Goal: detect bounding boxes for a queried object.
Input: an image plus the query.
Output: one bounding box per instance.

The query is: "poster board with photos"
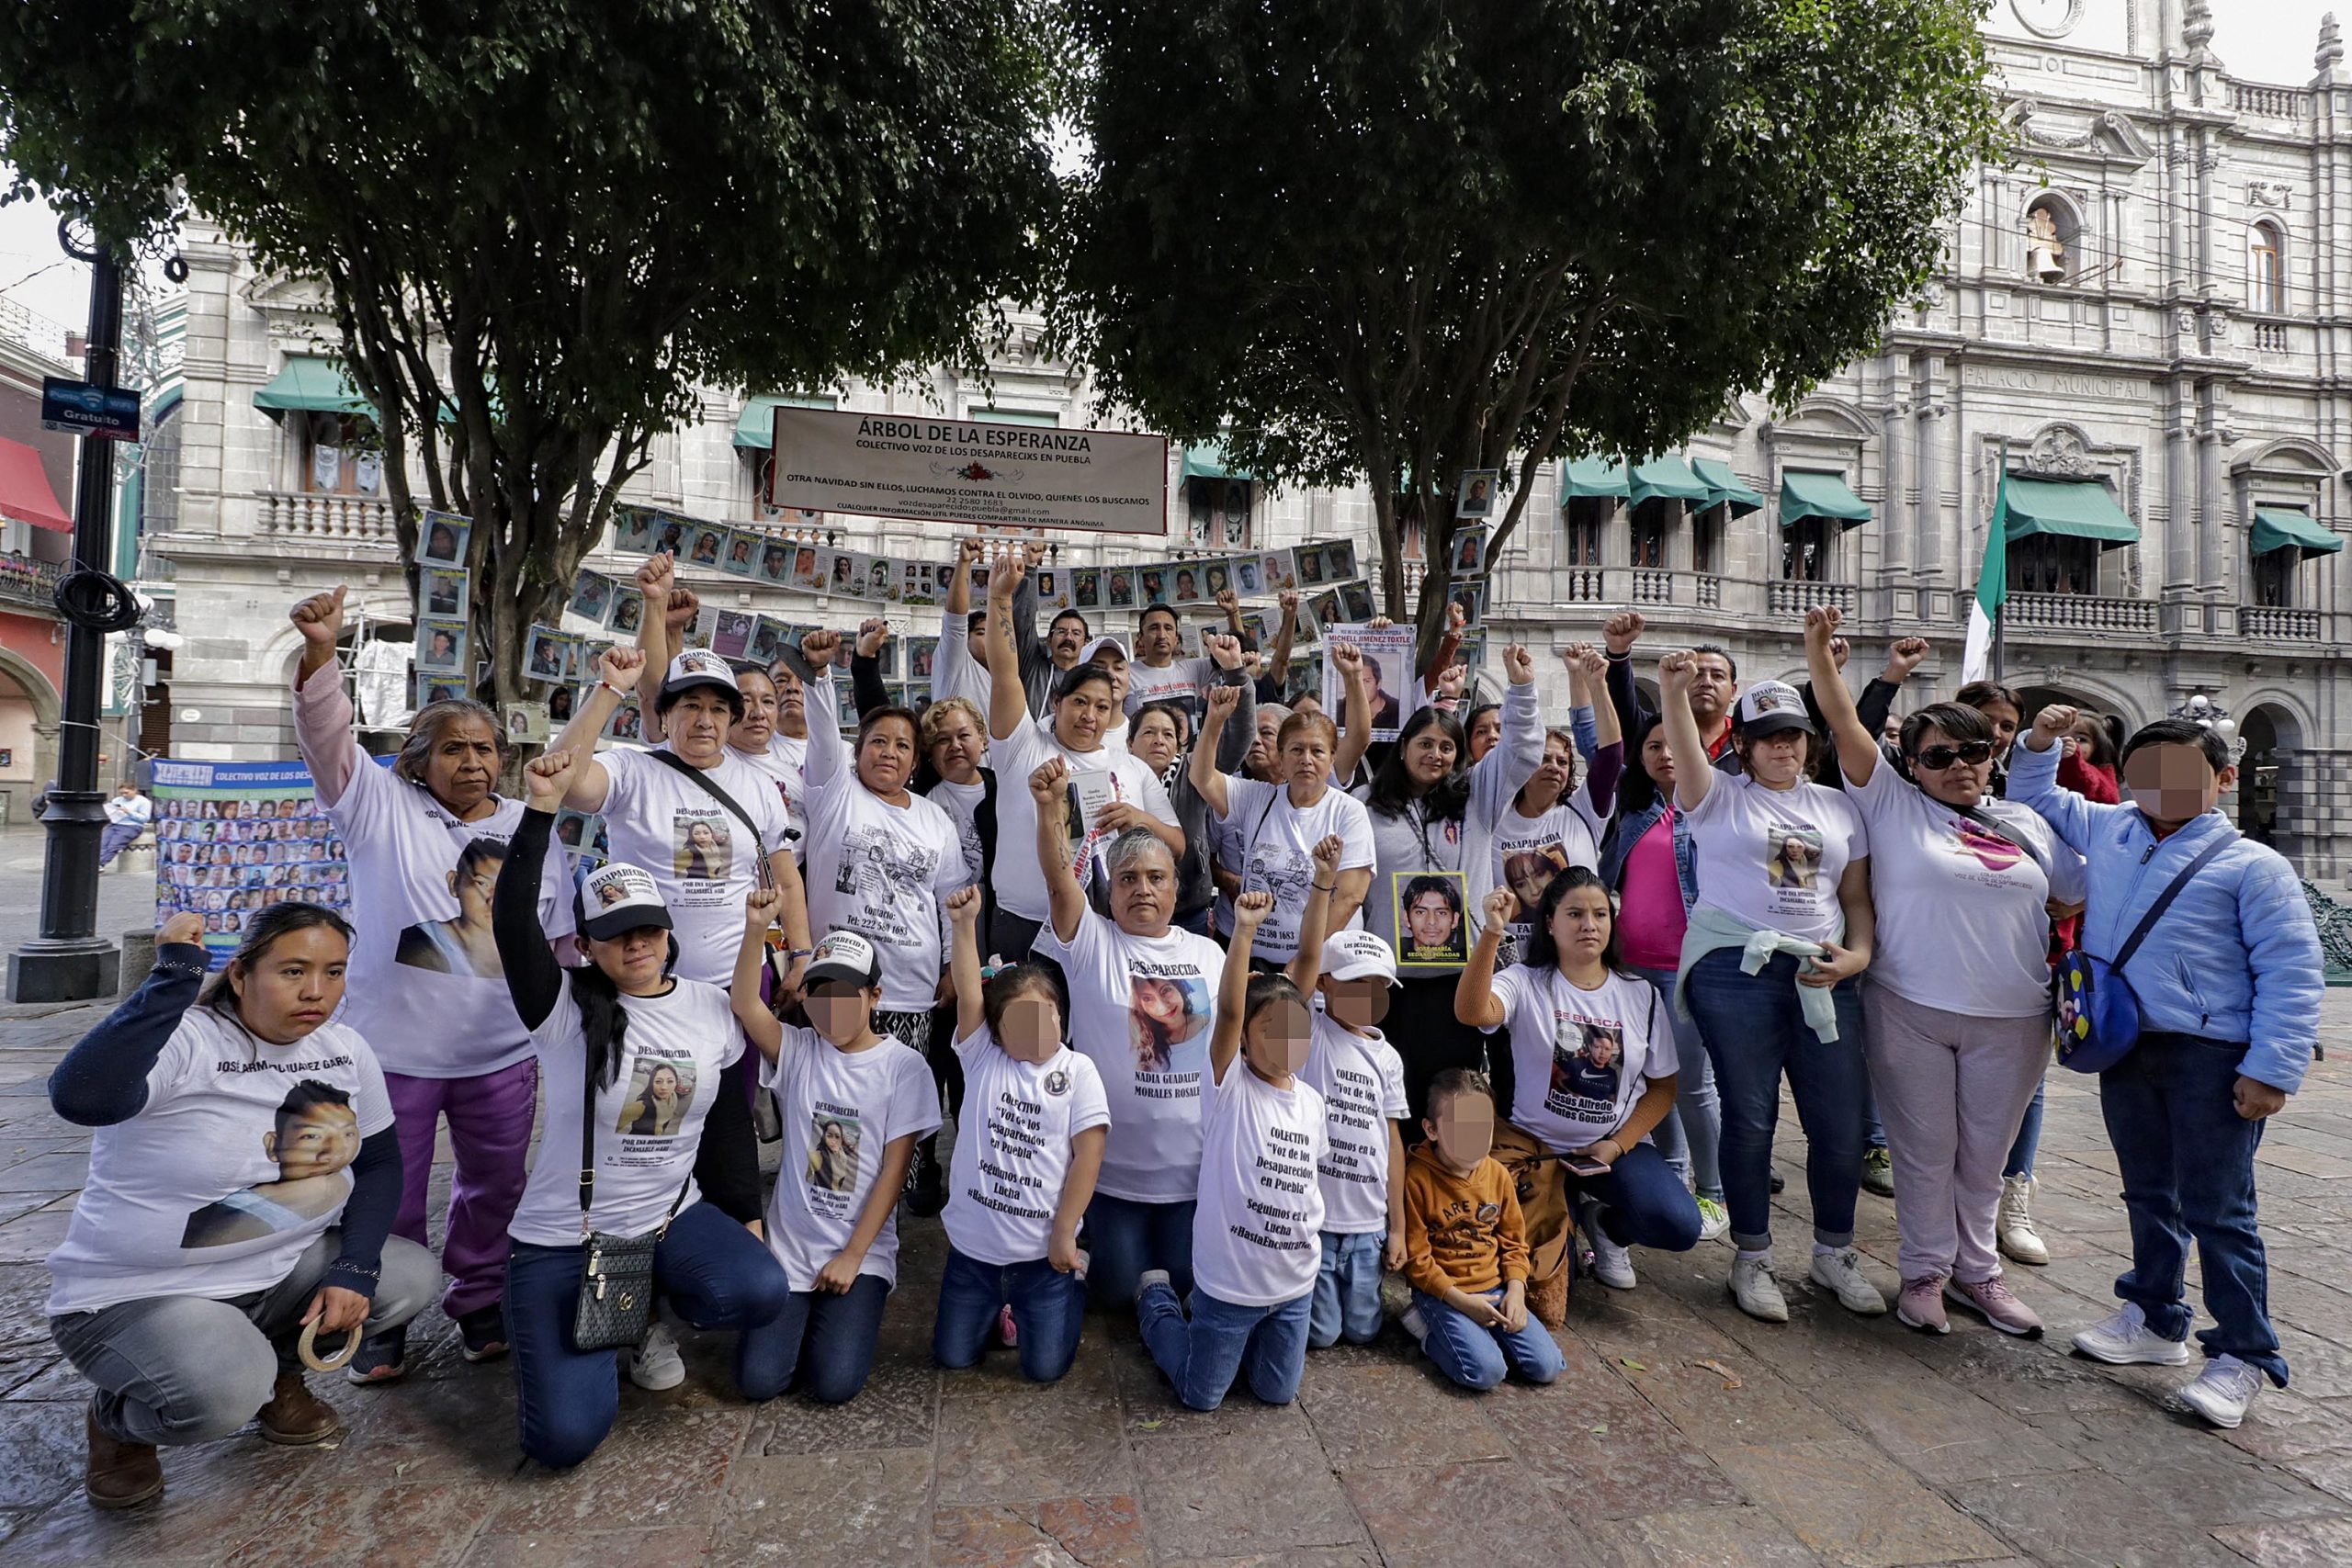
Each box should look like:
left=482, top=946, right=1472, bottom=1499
left=151, top=758, right=352, bottom=968
left=1322, top=623, right=1419, bottom=743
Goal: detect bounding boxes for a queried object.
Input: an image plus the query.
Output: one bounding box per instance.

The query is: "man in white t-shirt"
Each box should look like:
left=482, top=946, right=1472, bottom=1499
left=1125, top=604, right=1214, bottom=720
left=100, top=783, right=153, bottom=867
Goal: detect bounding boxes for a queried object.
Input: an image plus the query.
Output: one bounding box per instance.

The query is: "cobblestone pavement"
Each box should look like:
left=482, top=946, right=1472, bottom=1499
left=0, top=849, right=2346, bottom=1564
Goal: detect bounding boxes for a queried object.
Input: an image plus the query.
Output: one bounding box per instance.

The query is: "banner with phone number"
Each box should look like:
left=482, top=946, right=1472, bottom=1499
left=149, top=758, right=352, bottom=969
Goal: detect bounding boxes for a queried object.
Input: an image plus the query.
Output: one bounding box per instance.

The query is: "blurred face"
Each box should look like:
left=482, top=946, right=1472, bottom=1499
left=1741, top=728, right=1809, bottom=787
left=590, top=924, right=671, bottom=995
left=928, top=707, right=986, bottom=784
left=1907, top=724, right=1995, bottom=809
left=1548, top=885, right=1611, bottom=972
left=1467, top=708, right=1502, bottom=762
left=1318, top=974, right=1391, bottom=1031
left=1280, top=723, right=1333, bottom=795
left=232, top=926, right=350, bottom=1043
left=667, top=688, right=734, bottom=765
left=1131, top=711, right=1182, bottom=772
left=1048, top=615, right=1088, bottom=667
left=1109, top=841, right=1177, bottom=934
left=1053, top=680, right=1117, bottom=750
left=1687, top=654, right=1737, bottom=723
left=856, top=715, right=919, bottom=797
left=2122, top=744, right=2229, bottom=830
left=1424, top=1089, right=1496, bottom=1173
left=1244, top=995, right=1312, bottom=1080
left=1137, top=611, right=1180, bottom=661
left=1973, top=698, right=2021, bottom=760
left=268, top=1102, right=359, bottom=1181
left=1403, top=727, right=1456, bottom=788
left=420, top=714, right=501, bottom=816
left=1407, top=892, right=1456, bottom=948
left=806, top=979, right=879, bottom=1046
left=730, top=671, right=778, bottom=751
left=995, top=993, right=1063, bottom=1066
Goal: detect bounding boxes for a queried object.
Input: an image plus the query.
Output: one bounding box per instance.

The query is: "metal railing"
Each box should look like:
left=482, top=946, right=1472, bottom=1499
left=0, top=555, right=65, bottom=611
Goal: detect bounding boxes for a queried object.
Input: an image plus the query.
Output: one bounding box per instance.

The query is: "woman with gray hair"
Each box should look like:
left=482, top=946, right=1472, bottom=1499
left=288, top=584, right=575, bottom=1382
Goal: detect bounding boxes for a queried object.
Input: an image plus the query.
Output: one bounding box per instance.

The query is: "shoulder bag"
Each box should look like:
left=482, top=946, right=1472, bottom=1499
left=2052, top=836, right=2231, bottom=1074
left=571, top=1058, right=692, bottom=1350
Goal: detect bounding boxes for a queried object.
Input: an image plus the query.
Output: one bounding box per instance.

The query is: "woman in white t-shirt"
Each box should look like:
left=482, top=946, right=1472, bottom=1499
left=48, top=906, right=438, bottom=1508
left=934, top=887, right=1109, bottom=1382
left=1026, top=757, right=1231, bottom=1307
left=1193, top=685, right=1375, bottom=962
left=1456, top=867, right=1702, bottom=1295
left=1803, top=608, right=2080, bottom=1339
left=1488, top=649, right=1623, bottom=950
left=984, top=556, right=1182, bottom=961
left=1659, top=651, right=1881, bottom=1325
left=493, top=750, right=790, bottom=1469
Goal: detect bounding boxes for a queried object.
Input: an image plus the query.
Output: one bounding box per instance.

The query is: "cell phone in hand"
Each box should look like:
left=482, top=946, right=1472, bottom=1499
left=1560, top=1153, right=1610, bottom=1179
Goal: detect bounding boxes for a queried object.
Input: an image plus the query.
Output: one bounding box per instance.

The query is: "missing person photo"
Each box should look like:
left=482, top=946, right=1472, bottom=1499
left=421, top=566, right=468, bottom=618
left=1392, top=871, right=1469, bottom=964
left=418, top=511, right=470, bottom=566
left=674, top=811, right=732, bottom=880
left=526, top=625, right=568, bottom=682
left=806, top=1113, right=863, bottom=1191
left=617, top=1056, right=699, bottom=1137
left=1766, top=822, right=1825, bottom=890
left=414, top=617, right=469, bottom=674
left=1128, top=973, right=1211, bottom=1075
left=567, top=572, right=615, bottom=626
left=611, top=505, right=659, bottom=555
left=608, top=587, right=645, bottom=637
left=1455, top=468, right=1498, bottom=519
left=720, top=530, right=758, bottom=577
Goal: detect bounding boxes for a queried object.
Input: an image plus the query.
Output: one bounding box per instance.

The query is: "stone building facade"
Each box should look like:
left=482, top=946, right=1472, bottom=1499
left=137, top=0, right=2352, bottom=875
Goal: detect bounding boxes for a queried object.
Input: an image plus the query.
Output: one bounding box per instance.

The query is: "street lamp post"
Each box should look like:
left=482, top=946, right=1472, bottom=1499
left=7, top=232, right=127, bottom=1002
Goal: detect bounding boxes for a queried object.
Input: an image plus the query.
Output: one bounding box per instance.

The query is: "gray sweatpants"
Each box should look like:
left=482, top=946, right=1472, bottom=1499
left=1861, top=985, right=2049, bottom=1286
left=51, top=1230, right=439, bottom=1447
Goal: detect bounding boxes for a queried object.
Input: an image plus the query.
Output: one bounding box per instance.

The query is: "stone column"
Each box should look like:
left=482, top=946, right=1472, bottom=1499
left=2162, top=378, right=2198, bottom=596
left=1878, top=355, right=1911, bottom=583
left=1913, top=355, right=1950, bottom=581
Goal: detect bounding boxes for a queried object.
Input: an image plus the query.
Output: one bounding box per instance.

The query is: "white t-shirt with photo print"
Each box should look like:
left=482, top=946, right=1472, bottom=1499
left=733, top=731, right=808, bottom=860
left=505, top=974, right=745, bottom=1247
left=803, top=674, right=971, bottom=1010
left=1190, top=1062, right=1329, bottom=1307
left=1125, top=655, right=1214, bottom=719
left=760, top=1026, right=942, bottom=1292
left=1488, top=792, right=1607, bottom=944
left=1033, top=907, right=1227, bottom=1203
left=1298, top=1012, right=1408, bottom=1235
left=1216, top=777, right=1375, bottom=962
left=943, top=1026, right=1111, bottom=1266
left=47, top=1012, right=396, bottom=1316
left=988, top=719, right=1177, bottom=924
left=1683, top=773, right=1867, bottom=946
left=596, top=743, right=793, bottom=984
left=1483, top=965, right=1676, bottom=1155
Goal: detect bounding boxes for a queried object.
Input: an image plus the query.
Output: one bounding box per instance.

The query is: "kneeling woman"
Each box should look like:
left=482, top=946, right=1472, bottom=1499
left=495, top=750, right=790, bottom=1470
left=1456, top=870, right=1702, bottom=1292
left=46, top=906, right=436, bottom=1509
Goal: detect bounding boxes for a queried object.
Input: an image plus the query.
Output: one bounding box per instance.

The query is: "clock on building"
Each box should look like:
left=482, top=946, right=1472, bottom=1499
left=2011, top=0, right=2083, bottom=39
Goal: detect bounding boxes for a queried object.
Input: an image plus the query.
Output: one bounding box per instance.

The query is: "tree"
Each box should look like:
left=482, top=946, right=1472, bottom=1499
left=1054, top=0, right=1999, bottom=657
left=0, top=0, right=1057, bottom=705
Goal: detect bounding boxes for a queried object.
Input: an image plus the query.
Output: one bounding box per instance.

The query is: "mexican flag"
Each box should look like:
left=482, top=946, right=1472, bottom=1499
left=1962, top=476, right=2009, bottom=682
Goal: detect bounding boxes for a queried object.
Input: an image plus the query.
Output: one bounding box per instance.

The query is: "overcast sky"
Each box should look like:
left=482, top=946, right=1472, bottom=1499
left=0, top=5, right=2340, bottom=333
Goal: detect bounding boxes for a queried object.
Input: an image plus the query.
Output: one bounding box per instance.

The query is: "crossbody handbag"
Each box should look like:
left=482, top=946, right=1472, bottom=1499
left=572, top=1063, right=692, bottom=1350
left=2052, top=836, right=2231, bottom=1074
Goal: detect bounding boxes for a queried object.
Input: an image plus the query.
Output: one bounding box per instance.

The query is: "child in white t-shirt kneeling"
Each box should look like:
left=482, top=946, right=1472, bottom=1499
left=1303, top=930, right=1409, bottom=1348
left=934, top=889, right=1109, bottom=1382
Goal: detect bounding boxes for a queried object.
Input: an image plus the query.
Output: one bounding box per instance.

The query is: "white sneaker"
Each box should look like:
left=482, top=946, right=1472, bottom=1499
left=1694, top=1197, right=1731, bottom=1244
left=1808, top=1247, right=1889, bottom=1315
left=1400, top=1304, right=1429, bottom=1344
left=2178, top=1354, right=2264, bottom=1429
left=1996, top=1175, right=2050, bottom=1266
left=1135, top=1268, right=1171, bottom=1305
left=1729, top=1254, right=1790, bottom=1323
left=2071, top=1302, right=2191, bottom=1366
left=622, top=1322, right=685, bottom=1392
left=1588, top=1230, right=1637, bottom=1291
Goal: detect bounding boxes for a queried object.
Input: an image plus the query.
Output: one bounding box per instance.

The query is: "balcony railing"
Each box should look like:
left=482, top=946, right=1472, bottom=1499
left=2240, top=605, right=2321, bottom=641
left=2001, top=592, right=2157, bottom=633
left=2234, top=85, right=2309, bottom=119
left=2254, top=321, right=2290, bottom=355
left=1632, top=569, right=1672, bottom=605
left=1561, top=567, right=1607, bottom=603
left=0, top=554, right=64, bottom=612
left=1694, top=573, right=1721, bottom=609
left=1767, top=580, right=1855, bottom=615
left=258, top=491, right=399, bottom=547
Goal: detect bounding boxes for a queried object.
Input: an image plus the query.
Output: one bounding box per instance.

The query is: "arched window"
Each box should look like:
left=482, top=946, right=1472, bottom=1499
left=2249, top=221, right=2285, bottom=313
left=2023, top=195, right=2080, bottom=285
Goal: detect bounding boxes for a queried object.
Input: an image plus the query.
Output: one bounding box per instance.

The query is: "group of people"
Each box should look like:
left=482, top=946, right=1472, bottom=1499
left=42, top=542, right=2324, bottom=1510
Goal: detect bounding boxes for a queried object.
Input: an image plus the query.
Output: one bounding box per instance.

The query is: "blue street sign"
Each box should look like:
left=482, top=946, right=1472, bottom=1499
left=40, top=377, right=141, bottom=441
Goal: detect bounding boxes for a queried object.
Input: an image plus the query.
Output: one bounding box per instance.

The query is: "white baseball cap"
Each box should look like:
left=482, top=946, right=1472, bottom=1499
left=1079, top=635, right=1130, bottom=666
left=1734, top=679, right=1815, bottom=739
left=1321, top=929, right=1399, bottom=986
left=804, top=931, right=880, bottom=990
left=579, top=862, right=673, bottom=941
left=660, top=649, right=741, bottom=704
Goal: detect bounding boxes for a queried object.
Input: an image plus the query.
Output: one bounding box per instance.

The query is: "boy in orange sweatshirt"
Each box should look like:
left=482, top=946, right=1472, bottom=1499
left=1401, top=1068, right=1565, bottom=1390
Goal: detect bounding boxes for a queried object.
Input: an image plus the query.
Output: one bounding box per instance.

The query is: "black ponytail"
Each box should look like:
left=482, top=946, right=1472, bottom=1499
left=571, top=959, right=631, bottom=1091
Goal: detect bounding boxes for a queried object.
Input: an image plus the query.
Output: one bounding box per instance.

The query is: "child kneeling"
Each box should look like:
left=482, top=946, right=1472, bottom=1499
left=1136, top=886, right=1333, bottom=1411
left=933, top=888, right=1108, bottom=1382
left=1401, top=1069, right=1564, bottom=1391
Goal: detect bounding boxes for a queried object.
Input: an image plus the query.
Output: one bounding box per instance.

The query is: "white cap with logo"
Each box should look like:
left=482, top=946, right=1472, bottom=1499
left=579, top=862, right=673, bottom=941
left=1733, top=680, right=1815, bottom=739
left=803, top=930, right=881, bottom=990
left=1320, top=929, right=1400, bottom=986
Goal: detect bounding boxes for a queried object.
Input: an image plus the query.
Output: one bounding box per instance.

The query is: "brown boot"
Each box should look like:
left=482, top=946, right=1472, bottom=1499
left=254, top=1371, right=340, bottom=1446
left=85, top=1404, right=164, bottom=1509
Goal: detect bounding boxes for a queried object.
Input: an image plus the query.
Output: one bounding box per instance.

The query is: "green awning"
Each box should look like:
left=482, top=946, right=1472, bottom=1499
left=1180, top=441, right=1254, bottom=484
left=1779, top=469, right=1872, bottom=531
left=1690, top=456, right=1765, bottom=516
left=1629, top=455, right=1712, bottom=507
left=253, top=358, right=375, bottom=421
left=1994, top=474, right=2136, bottom=548
left=2251, top=506, right=2343, bottom=558
left=733, top=392, right=838, bottom=449
left=1561, top=456, right=1629, bottom=499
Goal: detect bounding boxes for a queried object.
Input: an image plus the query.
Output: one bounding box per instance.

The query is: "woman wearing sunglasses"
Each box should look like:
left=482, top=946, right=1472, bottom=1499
left=1803, top=610, right=2084, bottom=1337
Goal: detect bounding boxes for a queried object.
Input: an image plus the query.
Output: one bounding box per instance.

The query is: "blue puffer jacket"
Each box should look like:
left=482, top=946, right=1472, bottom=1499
left=2009, top=739, right=2324, bottom=1093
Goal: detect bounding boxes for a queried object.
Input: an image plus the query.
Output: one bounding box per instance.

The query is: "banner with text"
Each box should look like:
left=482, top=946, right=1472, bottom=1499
left=766, top=408, right=1169, bottom=536
left=149, top=758, right=353, bottom=968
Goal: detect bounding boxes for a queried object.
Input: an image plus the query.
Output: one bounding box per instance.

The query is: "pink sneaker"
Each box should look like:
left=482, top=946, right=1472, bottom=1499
left=1895, top=1276, right=1949, bottom=1335
left=1946, top=1275, right=2043, bottom=1337
left=996, top=1304, right=1019, bottom=1348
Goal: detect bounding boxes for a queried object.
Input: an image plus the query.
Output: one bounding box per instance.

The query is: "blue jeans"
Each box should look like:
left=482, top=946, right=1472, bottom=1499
left=737, top=1275, right=892, bottom=1404
left=1683, top=948, right=1867, bottom=1251
left=2004, top=1077, right=2046, bottom=1179
left=1309, top=1230, right=1386, bottom=1348
left=1630, top=964, right=1723, bottom=1203
left=505, top=1201, right=790, bottom=1469
left=1083, top=1192, right=1195, bottom=1308
left=1861, top=1075, right=1887, bottom=1152
left=2100, top=1031, right=2287, bottom=1386
left=1410, top=1288, right=1565, bottom=1391
left=933, top=1247, right=1088, bottom=1382
left=1136, top=1280, right=1310, bottom=1411
left=1565, top=1141, right=1704, bottom=1254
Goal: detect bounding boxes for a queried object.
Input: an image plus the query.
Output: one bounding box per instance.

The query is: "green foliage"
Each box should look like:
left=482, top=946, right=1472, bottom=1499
left=0, top=0, right=1057, bottom=698
left=1055, top=0, right=1997, bottom=647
